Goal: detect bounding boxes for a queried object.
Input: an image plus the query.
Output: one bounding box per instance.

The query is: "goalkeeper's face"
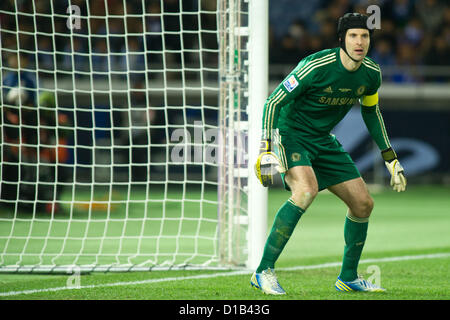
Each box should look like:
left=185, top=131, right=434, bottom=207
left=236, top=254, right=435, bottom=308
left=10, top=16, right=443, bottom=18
left=345, top=28, right=370, bottom=61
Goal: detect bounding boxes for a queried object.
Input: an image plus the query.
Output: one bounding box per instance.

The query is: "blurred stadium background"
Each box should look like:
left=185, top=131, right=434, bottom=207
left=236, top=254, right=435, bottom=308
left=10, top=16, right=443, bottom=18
left=2, top=0, right=448, bottom=193
left=268, top=0, right=450, bottom=188
left=0, top=0, right=449, bottom=272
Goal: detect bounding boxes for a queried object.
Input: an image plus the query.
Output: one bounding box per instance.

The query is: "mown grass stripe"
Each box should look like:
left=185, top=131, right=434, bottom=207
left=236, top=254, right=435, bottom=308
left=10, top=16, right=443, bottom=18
left=1, top=252, right=448, bottom=297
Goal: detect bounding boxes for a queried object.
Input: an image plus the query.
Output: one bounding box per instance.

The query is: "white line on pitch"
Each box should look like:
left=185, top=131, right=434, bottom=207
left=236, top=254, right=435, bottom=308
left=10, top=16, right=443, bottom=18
left=279, top=252, right=450, bottom=271
left=0, top=252, right=449, bottom=297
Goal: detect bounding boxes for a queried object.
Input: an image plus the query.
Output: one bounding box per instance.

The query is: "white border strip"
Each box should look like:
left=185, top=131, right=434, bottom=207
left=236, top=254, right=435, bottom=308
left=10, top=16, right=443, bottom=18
left=0, top=252, right=448, bottom=297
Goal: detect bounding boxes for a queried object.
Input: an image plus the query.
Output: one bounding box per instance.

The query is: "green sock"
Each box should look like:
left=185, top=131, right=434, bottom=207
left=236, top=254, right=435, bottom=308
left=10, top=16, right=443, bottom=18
left=339, top=213, right=369, bottom=281
left=256, top=199, right=305, bottom=273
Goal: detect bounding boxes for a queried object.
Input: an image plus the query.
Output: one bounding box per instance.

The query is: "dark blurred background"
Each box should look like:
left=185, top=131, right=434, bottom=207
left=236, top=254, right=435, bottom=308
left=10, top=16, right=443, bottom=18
left=270, top=0, right=450, bottom=79
left=2, top=0, right=449, bottom=81
left=0, top=0, right=449, bottom=212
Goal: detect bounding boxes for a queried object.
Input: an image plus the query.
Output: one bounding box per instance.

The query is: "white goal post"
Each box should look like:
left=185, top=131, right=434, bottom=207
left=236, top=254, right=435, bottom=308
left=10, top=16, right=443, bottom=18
left=0, top=0, right=268, bottom=272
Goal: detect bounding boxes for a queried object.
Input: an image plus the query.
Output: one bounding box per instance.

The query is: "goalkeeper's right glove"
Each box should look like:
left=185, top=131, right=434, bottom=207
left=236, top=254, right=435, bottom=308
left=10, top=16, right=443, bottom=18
left=382, top=147, right=407, bottom=192
left=254, top=139, right=285, bottom=187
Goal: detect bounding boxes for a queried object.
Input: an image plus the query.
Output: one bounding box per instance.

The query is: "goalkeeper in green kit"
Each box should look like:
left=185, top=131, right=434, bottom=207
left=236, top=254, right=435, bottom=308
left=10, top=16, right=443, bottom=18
left=251, top=13, right=406, bottom=294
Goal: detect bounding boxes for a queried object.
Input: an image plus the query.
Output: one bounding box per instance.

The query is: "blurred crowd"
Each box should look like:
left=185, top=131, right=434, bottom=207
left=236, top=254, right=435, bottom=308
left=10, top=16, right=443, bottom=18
left=0, top=0, right=448, bottom=85
left=270, top=0, right=450, bottom=82
left=0, top=0, right=217, bottom=85
left=1, top=0, right=449, bottom=212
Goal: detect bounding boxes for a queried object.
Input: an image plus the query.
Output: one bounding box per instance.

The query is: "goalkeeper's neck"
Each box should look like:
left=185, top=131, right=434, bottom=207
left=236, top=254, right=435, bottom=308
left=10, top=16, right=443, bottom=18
left=339, top=48, right=364, bottom=72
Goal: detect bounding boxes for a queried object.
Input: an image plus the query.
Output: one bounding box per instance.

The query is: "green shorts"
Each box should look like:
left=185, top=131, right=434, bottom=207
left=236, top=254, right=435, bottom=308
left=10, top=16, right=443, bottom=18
left=274, top=133, right=361, bottom=191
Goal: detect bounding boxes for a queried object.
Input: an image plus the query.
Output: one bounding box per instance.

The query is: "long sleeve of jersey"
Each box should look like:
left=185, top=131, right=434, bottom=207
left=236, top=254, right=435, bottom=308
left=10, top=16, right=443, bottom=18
left=360, top=92, right=392, bottom=151
left=261, top=67, right=311, bottom=140
left=261, top=86, right=288, bottom=140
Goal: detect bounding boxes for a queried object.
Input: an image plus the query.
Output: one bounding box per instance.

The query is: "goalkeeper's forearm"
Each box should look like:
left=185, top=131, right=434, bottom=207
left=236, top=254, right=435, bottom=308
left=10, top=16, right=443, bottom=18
left=261, top=88, right=288, bottom=140
left=361, top=101, right=406, bottom=191
left=361, top=104, right=392, bottom=151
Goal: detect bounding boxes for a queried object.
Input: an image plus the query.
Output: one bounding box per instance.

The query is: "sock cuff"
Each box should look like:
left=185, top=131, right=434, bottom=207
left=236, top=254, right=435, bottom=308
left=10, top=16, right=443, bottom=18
left=346, top=211, right=369, bottom=223
left=287, top=198, right=306, bottom=215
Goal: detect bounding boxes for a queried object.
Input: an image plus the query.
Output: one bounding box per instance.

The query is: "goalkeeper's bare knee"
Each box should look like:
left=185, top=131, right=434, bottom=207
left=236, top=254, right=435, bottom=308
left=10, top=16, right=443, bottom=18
left=290, top=187, right=317, bottom=210
left=348, top=196, right=374, bottom=219
left=285, top=167, right=318, bottom=210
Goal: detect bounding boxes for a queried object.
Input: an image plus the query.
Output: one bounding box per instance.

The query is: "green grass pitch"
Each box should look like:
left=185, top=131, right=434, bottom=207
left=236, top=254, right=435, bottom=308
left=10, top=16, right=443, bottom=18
left=0, top=184, right=449, bottom=300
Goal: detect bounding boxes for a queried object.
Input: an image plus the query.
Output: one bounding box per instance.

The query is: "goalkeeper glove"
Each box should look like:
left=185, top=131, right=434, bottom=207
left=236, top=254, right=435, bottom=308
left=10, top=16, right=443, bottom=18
left=382, top=147, right=407, bottom=192
left=254, top=139, right=285, bottom=187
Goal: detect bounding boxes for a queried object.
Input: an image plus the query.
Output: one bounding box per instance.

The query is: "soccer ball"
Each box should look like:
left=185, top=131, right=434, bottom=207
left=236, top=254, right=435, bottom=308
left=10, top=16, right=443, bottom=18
left=6, top=87, right=28, bottom=105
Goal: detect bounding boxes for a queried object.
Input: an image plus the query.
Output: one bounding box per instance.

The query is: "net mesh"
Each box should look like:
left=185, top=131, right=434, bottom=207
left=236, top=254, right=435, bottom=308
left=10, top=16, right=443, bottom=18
left=0, top=0, right=248, bottom=272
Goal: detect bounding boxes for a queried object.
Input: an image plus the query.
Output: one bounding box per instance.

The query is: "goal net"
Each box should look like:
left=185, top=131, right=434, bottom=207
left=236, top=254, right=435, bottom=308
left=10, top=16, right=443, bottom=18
left=0, top=0, right=254, bottom=272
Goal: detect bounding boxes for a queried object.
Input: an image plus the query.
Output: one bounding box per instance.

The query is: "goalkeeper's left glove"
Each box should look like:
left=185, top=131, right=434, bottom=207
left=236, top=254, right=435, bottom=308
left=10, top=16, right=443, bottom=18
left=254, top=139, right=285, bottom=187
left=382, top=147, right=407, bottom=192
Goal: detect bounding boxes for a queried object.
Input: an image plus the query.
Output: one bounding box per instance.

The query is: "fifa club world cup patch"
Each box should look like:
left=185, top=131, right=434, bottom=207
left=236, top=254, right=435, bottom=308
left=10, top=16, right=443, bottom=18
left=283, top=75, right=299, bottom=92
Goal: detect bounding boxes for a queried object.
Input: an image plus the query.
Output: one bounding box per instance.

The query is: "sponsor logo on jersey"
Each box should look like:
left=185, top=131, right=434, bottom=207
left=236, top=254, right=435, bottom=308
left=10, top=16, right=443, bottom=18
left=323, top=86, right=333, bottom=93
left=338, top=88, right=352, bottom=92
left=318, top=96, right=358, bottom=106
left=283, top=75, right=299, bottom=92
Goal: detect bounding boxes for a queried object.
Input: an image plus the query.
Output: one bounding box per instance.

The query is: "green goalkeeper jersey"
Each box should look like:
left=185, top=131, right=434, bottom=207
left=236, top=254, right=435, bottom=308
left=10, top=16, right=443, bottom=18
left=262, top=47, right=391, bottom=150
